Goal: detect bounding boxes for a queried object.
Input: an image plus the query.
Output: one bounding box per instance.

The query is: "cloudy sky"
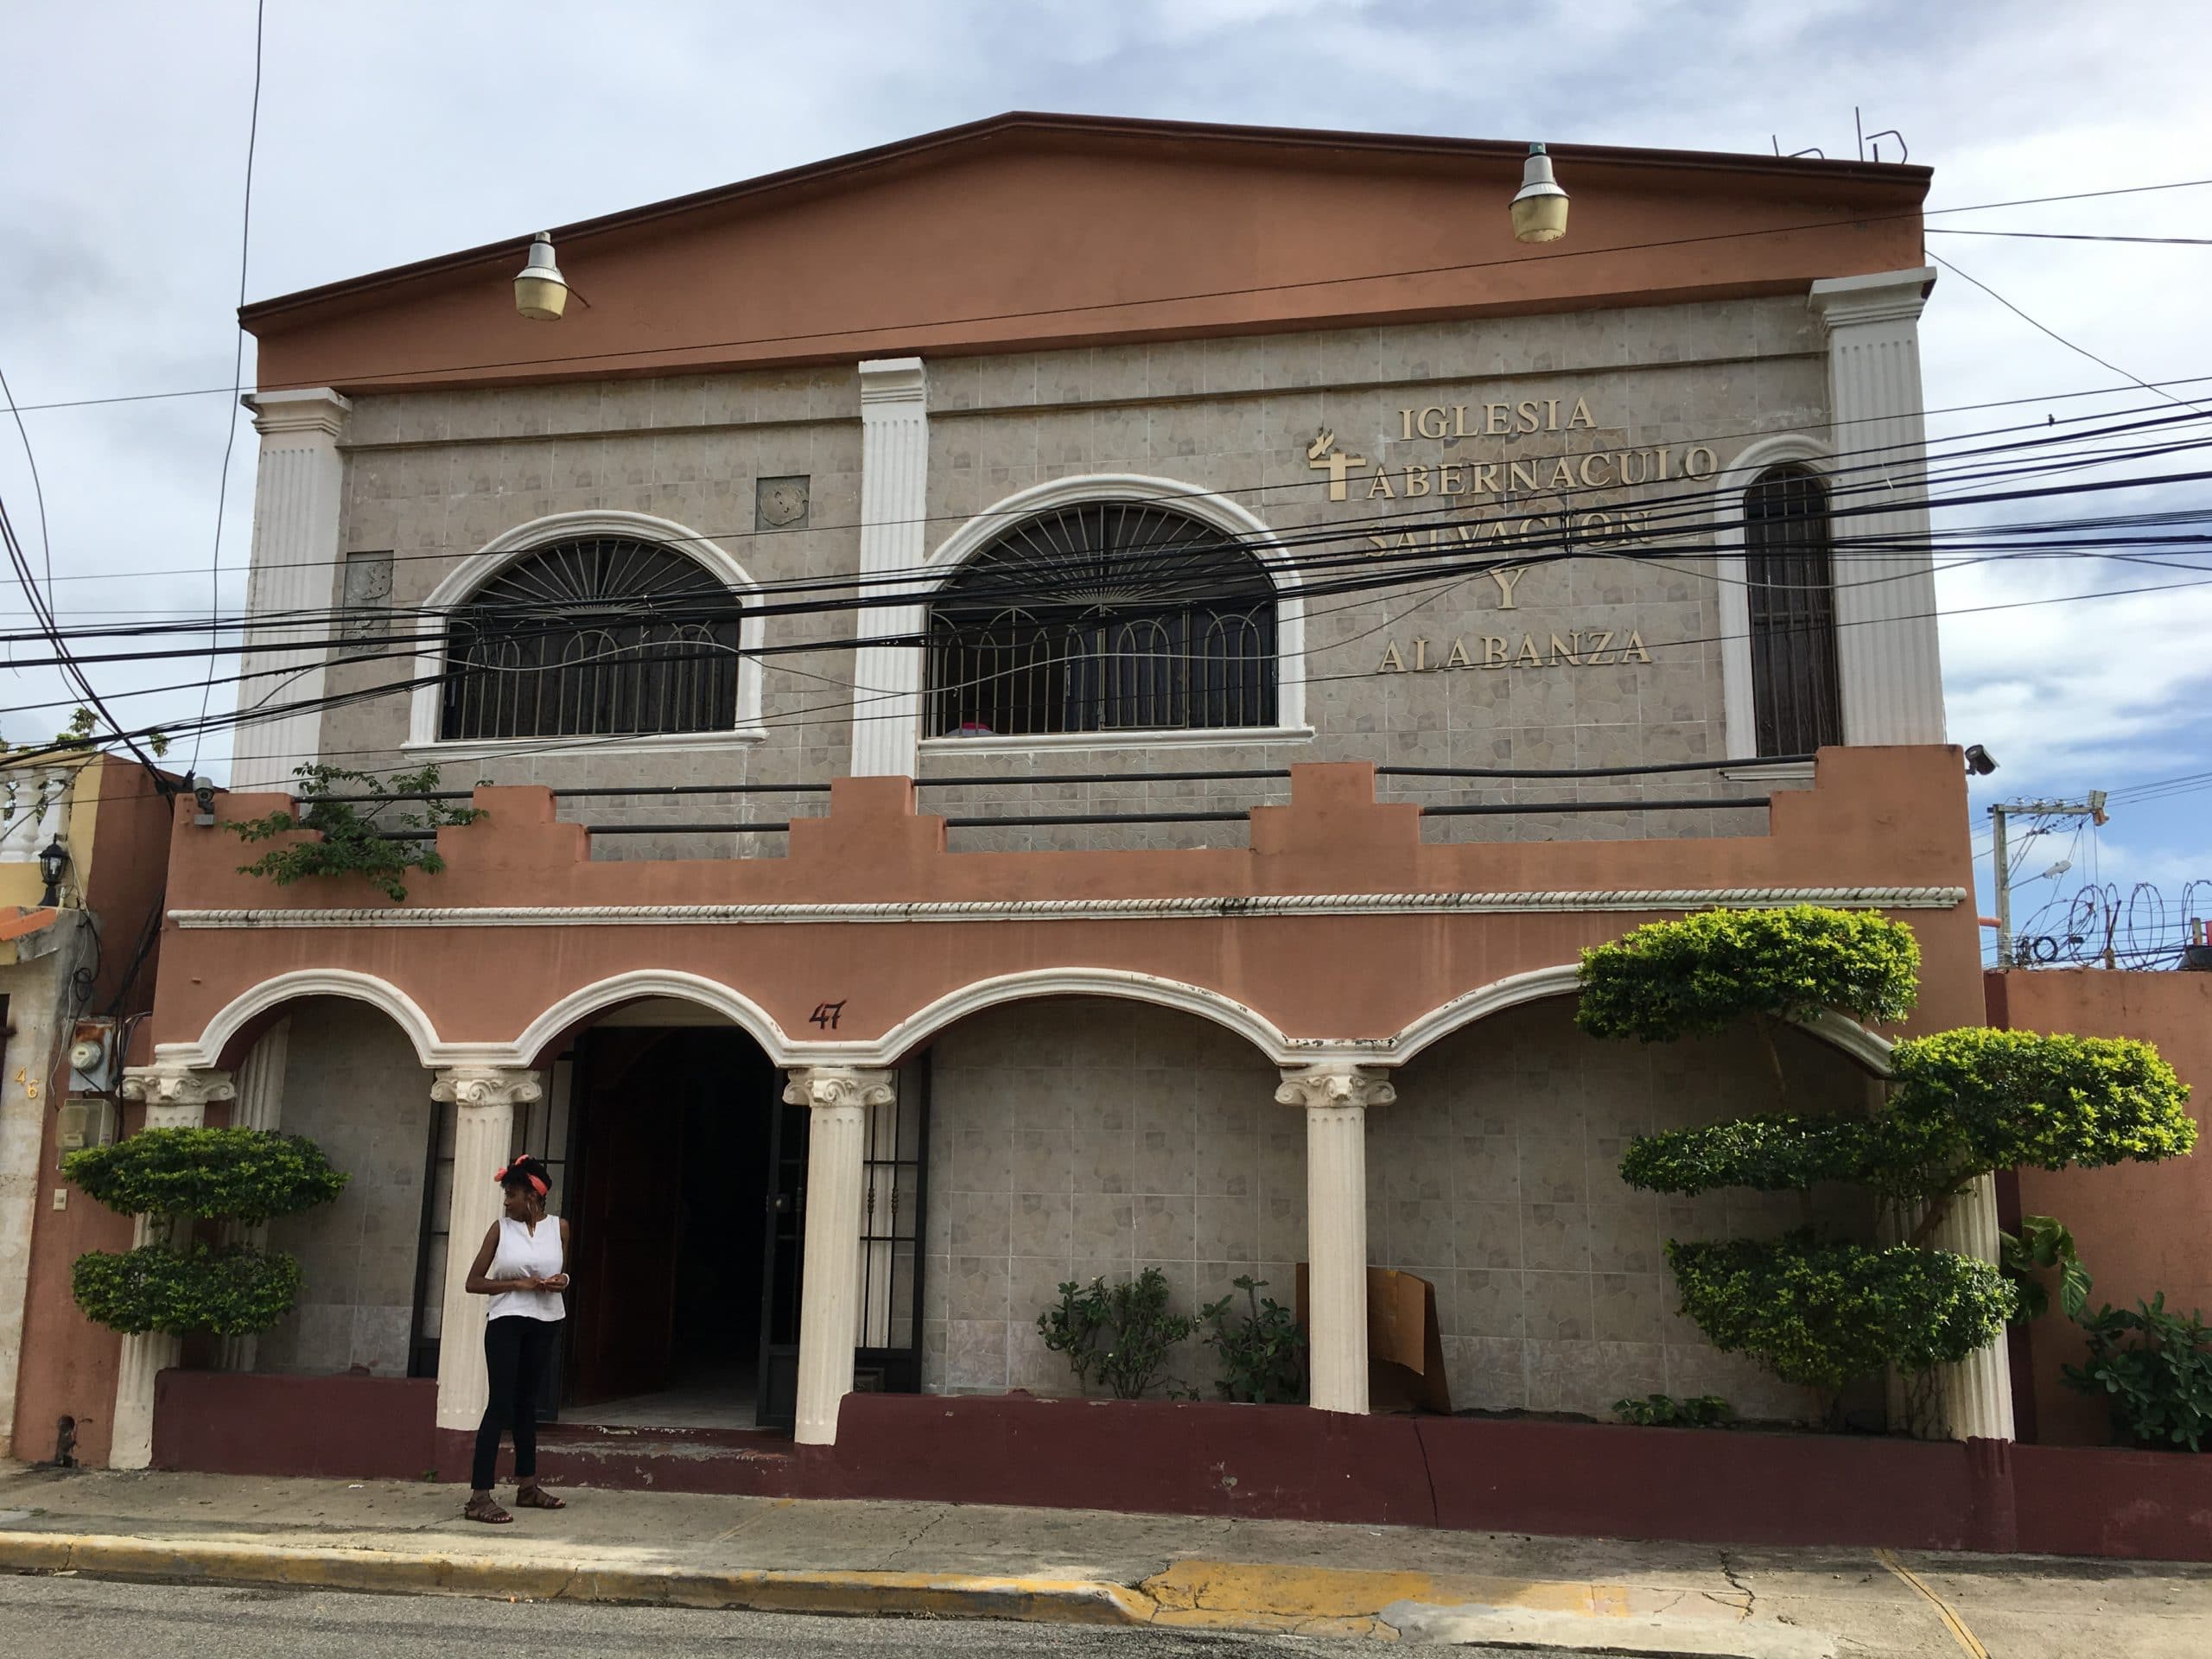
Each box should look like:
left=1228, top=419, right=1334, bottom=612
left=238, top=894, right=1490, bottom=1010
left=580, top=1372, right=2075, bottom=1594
left=3, top=0, right=2208, bottom=959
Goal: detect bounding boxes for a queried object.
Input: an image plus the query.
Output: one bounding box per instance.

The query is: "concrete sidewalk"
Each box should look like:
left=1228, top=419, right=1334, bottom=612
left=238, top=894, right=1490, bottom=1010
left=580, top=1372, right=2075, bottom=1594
left=2, top=1462, right=2208, bottom=1656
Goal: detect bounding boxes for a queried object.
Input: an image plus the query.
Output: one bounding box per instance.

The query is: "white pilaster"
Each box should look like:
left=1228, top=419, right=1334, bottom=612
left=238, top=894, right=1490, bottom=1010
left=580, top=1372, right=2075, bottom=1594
left=429, top=1066, right=541, bottom=1434
left=218, top=1018, right=290, bottom=1373
left=110, top=1065, right=236, bottom=1470
left=785, top=1065, right=893, bottom=1446
left=1808, top=269, right=1945, bottom=747
left=1927, top=1173, right=2016, bottom=1442
left=230, top=388, right=352, bottom=791
left=850, top=359, right=929, bottom=778
left=1275, top=1062, right=1395, bottom=1414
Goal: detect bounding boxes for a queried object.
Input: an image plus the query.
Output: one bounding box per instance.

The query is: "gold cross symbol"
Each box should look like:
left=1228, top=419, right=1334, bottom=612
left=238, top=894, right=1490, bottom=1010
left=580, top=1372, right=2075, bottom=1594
left=1306, top=429, right=1368, bottom=501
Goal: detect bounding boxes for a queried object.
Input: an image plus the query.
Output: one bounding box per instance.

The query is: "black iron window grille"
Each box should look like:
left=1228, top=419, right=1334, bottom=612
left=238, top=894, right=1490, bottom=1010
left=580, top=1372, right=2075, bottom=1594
left=1744, top=466, right=1844, bottom=756
left=439, top=537, right=743, bottom=741
left=925, top=501, right=1278, bottom=737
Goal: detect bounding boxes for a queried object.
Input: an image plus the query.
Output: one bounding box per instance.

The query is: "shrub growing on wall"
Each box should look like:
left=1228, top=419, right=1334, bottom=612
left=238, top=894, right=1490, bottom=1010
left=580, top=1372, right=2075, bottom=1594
left=67, top=1127, right=349, bottom=1340
left=1581, top=906, right=2194, bottom=1425
left=226, top=762, right=482, bottom=903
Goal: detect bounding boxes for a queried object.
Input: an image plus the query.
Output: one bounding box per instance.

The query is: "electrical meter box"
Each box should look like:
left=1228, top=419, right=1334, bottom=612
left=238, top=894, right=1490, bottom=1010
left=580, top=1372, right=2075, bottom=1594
left=56, top=1096, right=118, bottom=1163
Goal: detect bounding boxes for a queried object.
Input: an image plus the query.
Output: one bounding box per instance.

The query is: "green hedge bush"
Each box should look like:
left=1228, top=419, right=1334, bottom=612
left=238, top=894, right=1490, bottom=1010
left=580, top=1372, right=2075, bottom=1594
left=64, top=1128, right=348, bottom=1224
left=1669, top=1234, right=2015, bottom=1391
left=1576, top=906, right=1921, bottom=1042
left=71, top=1243, right=304, bottom=1338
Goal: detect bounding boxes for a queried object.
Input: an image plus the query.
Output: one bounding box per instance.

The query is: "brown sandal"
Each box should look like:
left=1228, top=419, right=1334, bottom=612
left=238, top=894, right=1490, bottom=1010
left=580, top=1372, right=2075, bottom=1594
left=465, top=1494, right=513, bottom=1524
left=514, top=1484, right=566, bottom=1510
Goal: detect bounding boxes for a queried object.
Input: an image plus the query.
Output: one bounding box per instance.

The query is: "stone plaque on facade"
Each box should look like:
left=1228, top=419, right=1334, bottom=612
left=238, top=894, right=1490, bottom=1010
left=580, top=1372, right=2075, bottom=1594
left=340, top=549, right=393, bottom=639
left=755, top=475, right=810, bottom=531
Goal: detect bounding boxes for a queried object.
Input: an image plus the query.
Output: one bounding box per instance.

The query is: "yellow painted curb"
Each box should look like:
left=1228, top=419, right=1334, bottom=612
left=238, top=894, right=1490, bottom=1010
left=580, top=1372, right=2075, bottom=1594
left=0, top=1531, right=1150, bottom=1626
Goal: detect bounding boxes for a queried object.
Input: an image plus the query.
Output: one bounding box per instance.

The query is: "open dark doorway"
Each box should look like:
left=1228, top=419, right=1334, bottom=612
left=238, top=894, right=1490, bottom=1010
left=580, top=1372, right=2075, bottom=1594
left=563, top=1027, right=786, bottom=1429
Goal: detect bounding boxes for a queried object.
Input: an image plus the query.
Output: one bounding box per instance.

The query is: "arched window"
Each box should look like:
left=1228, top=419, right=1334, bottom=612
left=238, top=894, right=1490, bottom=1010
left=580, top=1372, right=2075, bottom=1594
left=1743, top=465, right=1842, bottom=755
left=438, top=537, right=742, bottom=741
left=925, top=500, right=1277, bottom=737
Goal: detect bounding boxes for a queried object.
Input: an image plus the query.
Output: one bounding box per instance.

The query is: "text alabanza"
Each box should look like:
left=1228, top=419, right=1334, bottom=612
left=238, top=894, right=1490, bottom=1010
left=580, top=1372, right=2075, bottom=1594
left=1374, top=630, right=1655, bottom=675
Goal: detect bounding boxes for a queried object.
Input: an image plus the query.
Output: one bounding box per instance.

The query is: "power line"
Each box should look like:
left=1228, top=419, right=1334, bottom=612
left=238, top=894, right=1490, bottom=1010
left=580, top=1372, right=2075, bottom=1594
left=190, top=0, right=267, bottom=777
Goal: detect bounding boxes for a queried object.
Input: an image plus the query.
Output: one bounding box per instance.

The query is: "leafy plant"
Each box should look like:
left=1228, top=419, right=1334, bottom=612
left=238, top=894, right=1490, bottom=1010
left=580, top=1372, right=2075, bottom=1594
left=226, top=763, right=483, bottom=903
left=71, top=1243, right=304, bottom=1338
left=2063, top=1294, right=2212, bottom=1452
left=1669, top=1233, right=2016, bottom=1392
left=1200, top=1275, right=1306, bottom=1404
left=1037, top=1268, right=1198, bottom=1400
left=1999, top=1214, right=2093, bottom=1323
left=1613, top=1393, right=1733, bottom=1428
left=13, top=705, right=170, bottom=758
left=64, top=1128, right=347, bottom=1224
left=1583, top=905, right=2196, bottom=1421
left=1576, top=906, right=1921, bottom=1044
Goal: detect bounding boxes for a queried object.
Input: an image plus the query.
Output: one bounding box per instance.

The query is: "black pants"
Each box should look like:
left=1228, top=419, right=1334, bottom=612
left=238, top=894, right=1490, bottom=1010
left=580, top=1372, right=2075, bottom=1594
left=473, top=1315, right=558, bottom=1491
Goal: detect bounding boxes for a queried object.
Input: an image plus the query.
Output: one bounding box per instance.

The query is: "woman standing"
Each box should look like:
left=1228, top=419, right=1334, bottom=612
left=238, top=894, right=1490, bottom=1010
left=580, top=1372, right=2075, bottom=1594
left=462, top=1154, right=570, bottom=1523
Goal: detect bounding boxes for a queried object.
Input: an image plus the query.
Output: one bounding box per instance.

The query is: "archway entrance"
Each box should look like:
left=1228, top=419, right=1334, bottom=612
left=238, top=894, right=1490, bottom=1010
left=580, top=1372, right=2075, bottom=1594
left=561, top=1026, right=791, bottom=1428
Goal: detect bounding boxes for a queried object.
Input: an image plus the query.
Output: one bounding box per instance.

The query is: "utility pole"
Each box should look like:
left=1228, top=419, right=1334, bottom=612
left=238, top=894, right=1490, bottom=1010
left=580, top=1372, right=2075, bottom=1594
left=1990, top=792, right=2107, bottom=968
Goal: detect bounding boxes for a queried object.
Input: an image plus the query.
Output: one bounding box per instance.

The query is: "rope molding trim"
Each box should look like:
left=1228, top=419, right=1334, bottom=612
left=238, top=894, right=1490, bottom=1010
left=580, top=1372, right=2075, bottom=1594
left=170, top=887, right=1967, bottom=929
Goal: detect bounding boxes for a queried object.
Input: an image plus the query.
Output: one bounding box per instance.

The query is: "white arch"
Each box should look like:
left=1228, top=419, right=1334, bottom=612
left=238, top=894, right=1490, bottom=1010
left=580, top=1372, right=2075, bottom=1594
left=1707, top=434, right=1835, bottom=762
left=511, top=969, right=796, bottom=1067
left=404, top=509, right=767, bottom=753
left=158, top=968, right=445, bottom=1071
left=862, top=967, right=1296, bottom=1066
left=918, top=473, right=1310, bottom=741
left=1384, top=960, right=1896, bottom=1075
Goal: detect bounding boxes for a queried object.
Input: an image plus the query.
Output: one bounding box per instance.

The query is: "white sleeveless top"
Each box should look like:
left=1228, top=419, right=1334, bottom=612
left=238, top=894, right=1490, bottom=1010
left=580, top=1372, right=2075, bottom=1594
left=486, top=1215, right=566, bottom=1322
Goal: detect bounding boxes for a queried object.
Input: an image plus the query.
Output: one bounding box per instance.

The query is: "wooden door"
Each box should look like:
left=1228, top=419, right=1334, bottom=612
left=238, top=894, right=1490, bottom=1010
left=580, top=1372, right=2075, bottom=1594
left=566, top=1031, right=683, bottom=1404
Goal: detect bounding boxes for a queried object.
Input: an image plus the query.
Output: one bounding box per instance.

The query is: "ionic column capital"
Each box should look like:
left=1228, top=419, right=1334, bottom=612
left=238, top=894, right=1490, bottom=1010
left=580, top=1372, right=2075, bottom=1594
left=1274, top=1062, right=1395, bottom=1111
left=784, top=1065, right=896, bottom=1112
left=430, top=1066, right=543, bottom=1109
left=121, top=1065, right=237, bottom=1112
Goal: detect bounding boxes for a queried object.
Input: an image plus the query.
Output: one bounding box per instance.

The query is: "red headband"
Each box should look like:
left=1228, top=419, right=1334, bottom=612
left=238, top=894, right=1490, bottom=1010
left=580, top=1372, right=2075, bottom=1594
left=494, top=1160, right=548, bottom=1198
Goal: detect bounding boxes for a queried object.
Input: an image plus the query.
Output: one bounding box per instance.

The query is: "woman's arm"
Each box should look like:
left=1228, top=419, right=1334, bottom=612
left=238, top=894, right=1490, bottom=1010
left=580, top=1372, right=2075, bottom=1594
left=462, top=1222, right=510, bottom=1294
left=542, top=1218, right=572, bottom=1293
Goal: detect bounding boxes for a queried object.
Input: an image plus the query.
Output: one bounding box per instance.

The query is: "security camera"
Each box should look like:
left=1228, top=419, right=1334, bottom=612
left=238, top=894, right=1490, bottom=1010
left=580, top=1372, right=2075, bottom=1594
left=193, top=779, right=217, bottom=826
left=1963, top=744, right=1998, bottom=776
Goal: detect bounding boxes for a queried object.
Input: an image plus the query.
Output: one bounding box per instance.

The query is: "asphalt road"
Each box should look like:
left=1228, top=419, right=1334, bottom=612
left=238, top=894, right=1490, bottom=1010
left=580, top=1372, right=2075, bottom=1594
left=2, top=1573, right=1350, bottom=1658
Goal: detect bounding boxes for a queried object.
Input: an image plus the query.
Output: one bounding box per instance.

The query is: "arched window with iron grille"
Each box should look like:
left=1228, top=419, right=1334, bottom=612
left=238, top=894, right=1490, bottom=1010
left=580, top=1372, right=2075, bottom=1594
left=925, top=501, right=1278, bottom=737
left=1743, top=465, right=1843, bottom=755
left=438, top=537, right=743, bottom=741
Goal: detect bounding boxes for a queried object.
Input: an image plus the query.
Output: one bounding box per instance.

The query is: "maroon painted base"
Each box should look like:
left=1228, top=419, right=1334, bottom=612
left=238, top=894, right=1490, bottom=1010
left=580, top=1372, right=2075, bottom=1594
left=153, top=1377, right=2212, bottom=1562
left=153, top=1370, right=437, bottom=1481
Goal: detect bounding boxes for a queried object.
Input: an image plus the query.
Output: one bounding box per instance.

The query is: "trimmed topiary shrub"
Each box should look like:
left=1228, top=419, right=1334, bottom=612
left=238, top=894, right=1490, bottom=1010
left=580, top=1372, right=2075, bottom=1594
left=1669, top=1233, right=2015, bottom=1392
left=71, top=1243, right=304, bottom=1338
left=67, top=1126, right=347, bottom=1340
left=1580, top=904, right=2196, bottom=1424
left=64, top=1128, right=347, bottom=1225
left=1576, top=905, right=1921, bottom=1043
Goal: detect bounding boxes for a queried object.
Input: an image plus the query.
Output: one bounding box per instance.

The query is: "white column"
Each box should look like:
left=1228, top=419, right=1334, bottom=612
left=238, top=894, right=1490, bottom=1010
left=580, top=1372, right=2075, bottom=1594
left=217, top=1017, right=290, bottom=1373
left=429, top=1066, right=541, bottom=1435
left=110, top=1065, right=237, bottom=1470
left=1808, top=268, right=1945, bottom=747
left=785, top=1065, right=893, bottom=1446
left=850, top=358, right=930, bottom=778
left=1275, top=1062, right=1395, bottom=1415
left=229, top=387, right=352, bottom=791
left=1927, top=1173, right=2017, bottom=1442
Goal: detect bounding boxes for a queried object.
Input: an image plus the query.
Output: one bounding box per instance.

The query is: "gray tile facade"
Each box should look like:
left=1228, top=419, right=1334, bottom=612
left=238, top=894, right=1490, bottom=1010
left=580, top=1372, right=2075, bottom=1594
left=922, top=995, right=1870, bottom=1424
left=315, top=297, right=1822, bottom=855
left=256, top=997, right=433, bottom=1377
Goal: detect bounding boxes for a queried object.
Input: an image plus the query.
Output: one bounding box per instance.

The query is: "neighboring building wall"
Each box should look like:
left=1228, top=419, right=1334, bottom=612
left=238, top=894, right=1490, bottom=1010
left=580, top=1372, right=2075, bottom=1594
left=255, top=997, right=432, bottom=1376
left=0, top=918, right=99, bottom=1458
left=1997, top=969, right=2212, bottom=1447
left=923, top=994, right=1869, bottom=1421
